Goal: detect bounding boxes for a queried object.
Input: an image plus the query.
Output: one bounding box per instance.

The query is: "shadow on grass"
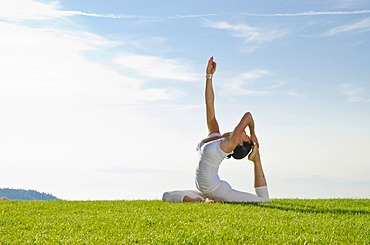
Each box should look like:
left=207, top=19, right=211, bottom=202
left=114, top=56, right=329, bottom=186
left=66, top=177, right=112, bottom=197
left=226, top=200, right=370, bottom=215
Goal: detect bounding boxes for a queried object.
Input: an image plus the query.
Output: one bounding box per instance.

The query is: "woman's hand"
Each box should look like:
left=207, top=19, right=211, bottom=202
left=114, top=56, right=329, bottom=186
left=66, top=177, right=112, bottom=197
left=206, top=56, right=217, bottom=74
left=251, top=133, right=259, bottom=148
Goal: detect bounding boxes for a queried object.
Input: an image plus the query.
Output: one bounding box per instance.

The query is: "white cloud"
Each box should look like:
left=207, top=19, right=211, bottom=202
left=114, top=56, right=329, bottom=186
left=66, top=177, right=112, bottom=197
left=242, top=10, right=370, bottom=17
left=287, top=90, right=301, bottom=97
left=339, top=83, right=369, bottom=102
left=114, top=55, right=198, bottom=81
left=0, top=1, right=190, bottom=178
left=264, top=80, right=286, bottom=90
left=64, top=11, right=154, bottom=20
left=169, top=13, right=220, bottom=19
left=0, top=0, right=155, bottom=22
left=203, top=20, right=285, bottom=52
left=224, top=69, right=281, bottom=96
left=0, top=21, right=172, bottom=104
left=325, top=17, right=370, bottom=36
left=0, top=0, right=69, bottom=20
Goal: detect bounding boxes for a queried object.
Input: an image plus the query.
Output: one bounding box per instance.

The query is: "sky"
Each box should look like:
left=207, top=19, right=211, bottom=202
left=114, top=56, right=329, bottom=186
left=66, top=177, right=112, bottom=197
left=1, top=0, right=369, bottom=200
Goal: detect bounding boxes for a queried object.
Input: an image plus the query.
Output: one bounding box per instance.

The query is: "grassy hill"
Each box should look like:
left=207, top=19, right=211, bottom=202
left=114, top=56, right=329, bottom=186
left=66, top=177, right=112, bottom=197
left=0, top=199, right=368, bottom=244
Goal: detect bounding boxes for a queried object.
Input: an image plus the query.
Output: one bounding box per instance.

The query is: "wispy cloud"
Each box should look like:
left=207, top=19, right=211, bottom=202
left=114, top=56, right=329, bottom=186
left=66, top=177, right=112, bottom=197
left=168, top=13, right=220, bottom=19
left=287, top=90, right=302, bottom=97
left=64, top=10, right=156, bottom=20
left=242, top=10, right=370, bottom=17
left=224, top=69, right=285, bottom=96
left=0, top=0, right=196, bottom=187
left=0, top=22, right=177, bottom=104
left=0, top=9, right=182, bottom=108
left=339, top=83, right=369, bottom=102
left=0, top=0, right=67, bottom=20
left=203, top=20, right=286, bottom=52
left=5, top=0, right=369, bottom=22
left=325, top=17, right=370, bottom=36
left=114, top=55, right=198, bottom=82
left=0, top=0, right=193, bottom=105
left=0, top=0, right=155, bottom=21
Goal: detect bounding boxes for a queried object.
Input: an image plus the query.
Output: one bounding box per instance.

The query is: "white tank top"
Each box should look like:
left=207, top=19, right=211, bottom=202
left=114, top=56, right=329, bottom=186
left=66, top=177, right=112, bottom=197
left=195, top=135, right=230, bottom=193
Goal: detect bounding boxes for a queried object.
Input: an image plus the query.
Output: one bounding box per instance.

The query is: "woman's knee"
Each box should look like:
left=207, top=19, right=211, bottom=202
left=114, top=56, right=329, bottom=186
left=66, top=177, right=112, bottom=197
left=162, top=192, right=171, bottom=202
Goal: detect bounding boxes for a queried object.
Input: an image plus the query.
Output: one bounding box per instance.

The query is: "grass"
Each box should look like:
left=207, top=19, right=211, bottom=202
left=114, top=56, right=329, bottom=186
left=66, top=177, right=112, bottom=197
left=0, top=199, right=369, bottom=244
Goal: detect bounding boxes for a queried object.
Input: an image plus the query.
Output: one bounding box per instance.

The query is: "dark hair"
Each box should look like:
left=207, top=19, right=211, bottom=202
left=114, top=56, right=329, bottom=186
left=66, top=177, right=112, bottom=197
left=227, top=142, right=253, bottom=160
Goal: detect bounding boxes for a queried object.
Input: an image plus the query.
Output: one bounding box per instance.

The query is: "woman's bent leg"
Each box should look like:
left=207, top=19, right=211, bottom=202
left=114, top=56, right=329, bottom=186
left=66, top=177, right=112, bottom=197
left=162, top=190, right=206, bottom=202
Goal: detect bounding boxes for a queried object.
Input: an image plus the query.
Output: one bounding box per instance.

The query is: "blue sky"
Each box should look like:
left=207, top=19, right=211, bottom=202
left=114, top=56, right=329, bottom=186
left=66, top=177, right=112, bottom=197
left=1, top=0, right=369, bottom=200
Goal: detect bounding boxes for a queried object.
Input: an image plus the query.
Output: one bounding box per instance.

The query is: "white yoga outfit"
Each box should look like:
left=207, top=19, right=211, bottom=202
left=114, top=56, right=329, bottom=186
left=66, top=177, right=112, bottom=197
left=162, top=190, right=205, bottom=202
left=195, top=133, right=269, bottom=203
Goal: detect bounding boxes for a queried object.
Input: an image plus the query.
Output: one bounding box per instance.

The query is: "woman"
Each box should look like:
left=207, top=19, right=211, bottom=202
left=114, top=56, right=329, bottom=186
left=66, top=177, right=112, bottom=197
left=162, top=57, right=269, bottom=203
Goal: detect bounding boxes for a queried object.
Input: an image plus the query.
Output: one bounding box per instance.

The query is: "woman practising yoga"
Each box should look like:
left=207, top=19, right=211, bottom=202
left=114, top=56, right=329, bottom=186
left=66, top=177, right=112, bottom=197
left=162, top=57, right=269, bottom=203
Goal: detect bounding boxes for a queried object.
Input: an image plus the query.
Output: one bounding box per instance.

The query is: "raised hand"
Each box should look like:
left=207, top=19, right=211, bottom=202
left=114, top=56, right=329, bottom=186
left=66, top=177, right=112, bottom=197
left=206, top=56, right=217, bottom=75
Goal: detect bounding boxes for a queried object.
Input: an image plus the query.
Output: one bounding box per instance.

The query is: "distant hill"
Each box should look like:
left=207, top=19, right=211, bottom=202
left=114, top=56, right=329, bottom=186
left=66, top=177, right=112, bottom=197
left=0, top=188, right=59, bottom=200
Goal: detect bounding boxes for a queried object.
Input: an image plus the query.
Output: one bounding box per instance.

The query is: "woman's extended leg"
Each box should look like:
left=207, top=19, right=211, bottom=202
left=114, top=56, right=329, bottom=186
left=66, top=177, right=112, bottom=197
left=248, top=145, right=267, bottom=188
left=249, top=145, right=269, bottom=201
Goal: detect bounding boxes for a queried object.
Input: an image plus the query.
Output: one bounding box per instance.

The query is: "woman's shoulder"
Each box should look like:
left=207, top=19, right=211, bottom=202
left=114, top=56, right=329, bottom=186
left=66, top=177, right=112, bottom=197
left=197, top=133, right=222, bottom=151
left=202, top=135, right=223, bottom=144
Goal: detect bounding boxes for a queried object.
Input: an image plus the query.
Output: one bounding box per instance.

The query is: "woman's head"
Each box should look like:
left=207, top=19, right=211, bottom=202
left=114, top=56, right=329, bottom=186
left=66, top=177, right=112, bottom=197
left=227, top=141, right=253, bottom=160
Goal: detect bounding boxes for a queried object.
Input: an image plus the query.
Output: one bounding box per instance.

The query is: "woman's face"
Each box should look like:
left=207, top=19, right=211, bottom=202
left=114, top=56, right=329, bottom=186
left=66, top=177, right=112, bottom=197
left=239, top=130, right=251, bottom=146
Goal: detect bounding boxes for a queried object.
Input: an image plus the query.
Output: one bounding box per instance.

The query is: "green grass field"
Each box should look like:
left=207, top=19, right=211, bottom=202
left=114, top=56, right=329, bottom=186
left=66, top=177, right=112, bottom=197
left=0, top=199, right=369, bottom=244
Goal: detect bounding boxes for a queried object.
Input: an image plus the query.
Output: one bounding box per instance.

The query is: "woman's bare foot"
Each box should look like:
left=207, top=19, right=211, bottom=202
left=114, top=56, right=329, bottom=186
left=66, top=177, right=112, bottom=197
left=248, top=145, right=260, bottom=162
left=205, top=198, right=224, bottom=203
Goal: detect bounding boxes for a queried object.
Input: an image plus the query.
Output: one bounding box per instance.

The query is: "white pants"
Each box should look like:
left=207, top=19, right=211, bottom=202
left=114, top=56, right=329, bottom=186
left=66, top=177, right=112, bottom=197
left=204, top=180, right=269, bottom=203
left=162, top=183, right=268, bottom=203
left=162, top=190, right=206, bottom=202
